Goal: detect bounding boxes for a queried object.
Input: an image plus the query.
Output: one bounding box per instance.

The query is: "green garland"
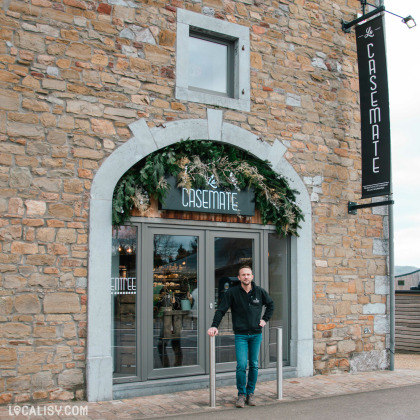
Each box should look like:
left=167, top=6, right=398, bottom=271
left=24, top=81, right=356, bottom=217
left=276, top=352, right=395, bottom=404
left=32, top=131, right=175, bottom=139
left=112, top=140, right=304, bottom=236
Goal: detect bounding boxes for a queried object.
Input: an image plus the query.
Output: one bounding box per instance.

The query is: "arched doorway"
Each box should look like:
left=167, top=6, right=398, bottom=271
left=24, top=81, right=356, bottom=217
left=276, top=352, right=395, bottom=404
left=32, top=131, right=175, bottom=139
left=87, top=109, right=313, bottom=401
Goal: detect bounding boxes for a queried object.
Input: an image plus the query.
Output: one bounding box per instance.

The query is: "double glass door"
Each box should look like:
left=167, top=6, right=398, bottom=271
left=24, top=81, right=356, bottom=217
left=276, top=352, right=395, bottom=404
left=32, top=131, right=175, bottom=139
left=111, top=223, right=289, bottom=383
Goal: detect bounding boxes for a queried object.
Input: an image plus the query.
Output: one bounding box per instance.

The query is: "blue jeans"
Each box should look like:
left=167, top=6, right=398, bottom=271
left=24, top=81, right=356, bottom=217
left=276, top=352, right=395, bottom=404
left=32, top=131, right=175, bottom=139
left=234, top=333, right=263, bottom=396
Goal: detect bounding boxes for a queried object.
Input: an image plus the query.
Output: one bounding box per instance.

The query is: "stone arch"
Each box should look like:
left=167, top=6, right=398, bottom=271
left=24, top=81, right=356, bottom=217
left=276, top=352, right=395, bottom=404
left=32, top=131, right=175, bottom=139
left=87, top=109, right=313, bottom=401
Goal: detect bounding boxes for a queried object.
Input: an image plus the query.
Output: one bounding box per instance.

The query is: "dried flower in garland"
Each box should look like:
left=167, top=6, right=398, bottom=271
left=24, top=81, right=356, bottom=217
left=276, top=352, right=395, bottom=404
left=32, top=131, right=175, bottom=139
left=112, top=140, right=304, bottom=236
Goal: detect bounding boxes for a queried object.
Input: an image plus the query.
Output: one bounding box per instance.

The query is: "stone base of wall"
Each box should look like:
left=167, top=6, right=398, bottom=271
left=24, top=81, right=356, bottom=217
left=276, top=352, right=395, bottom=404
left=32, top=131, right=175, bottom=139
left=350, top=350, right=389, bottom=373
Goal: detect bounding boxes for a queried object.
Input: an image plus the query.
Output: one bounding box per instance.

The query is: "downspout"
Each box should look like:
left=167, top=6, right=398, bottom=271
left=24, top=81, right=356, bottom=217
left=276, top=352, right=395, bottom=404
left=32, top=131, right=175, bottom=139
left=379, top=0, right=395, bottom=371
left=389, top=197, right=395, bottom=370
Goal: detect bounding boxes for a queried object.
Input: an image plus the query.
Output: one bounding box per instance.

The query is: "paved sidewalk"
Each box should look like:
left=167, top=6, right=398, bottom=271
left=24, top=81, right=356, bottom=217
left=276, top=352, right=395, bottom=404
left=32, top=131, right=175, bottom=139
left=2, top=369, right=420, bottom=419
left=167, top=384, right=420, bottom=420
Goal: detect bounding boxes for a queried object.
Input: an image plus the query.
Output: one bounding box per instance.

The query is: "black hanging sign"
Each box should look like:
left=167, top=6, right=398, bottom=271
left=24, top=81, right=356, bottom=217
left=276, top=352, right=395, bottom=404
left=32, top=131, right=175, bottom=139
left=356, top=15, right=391, bottom=198
left=161, top=176, right=255, bottom=216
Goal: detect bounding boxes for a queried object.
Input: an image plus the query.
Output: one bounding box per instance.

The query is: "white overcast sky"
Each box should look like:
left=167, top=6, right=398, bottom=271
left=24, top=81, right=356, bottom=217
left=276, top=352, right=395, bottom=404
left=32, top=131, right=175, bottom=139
left=383, top=0, right=420, bottom=267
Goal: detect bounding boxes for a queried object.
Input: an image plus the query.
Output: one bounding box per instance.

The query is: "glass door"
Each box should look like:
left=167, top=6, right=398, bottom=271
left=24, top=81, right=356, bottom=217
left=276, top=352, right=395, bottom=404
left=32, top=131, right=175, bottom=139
left=112, top=223, right=290, bottom=384
left=145, top=227, right=205, bottom=379
left=207, top=231, right=261, bottom=372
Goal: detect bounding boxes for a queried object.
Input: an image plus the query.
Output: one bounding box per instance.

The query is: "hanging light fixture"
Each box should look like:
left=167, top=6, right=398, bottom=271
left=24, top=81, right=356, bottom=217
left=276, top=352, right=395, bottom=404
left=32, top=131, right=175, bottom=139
left=402, top=15, right=416, bottom=29
left=342, top=0, right=416, bottom=32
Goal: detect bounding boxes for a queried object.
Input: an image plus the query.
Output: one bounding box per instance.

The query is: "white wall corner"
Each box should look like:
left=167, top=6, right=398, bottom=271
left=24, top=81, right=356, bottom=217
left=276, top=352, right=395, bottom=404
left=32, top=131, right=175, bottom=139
left=266, top=139, right=287, bottom=168
left=296, top=338, right=314, bottom=377
left=87, top=198, right=113, bottom=401
left=222, top=123, right=262, bottom=155
left=207, top=108, right=224, bottom=141
left=87, top=356, right=113, bottom=401
left=128, top=119, right=159, bottom=156
left=151, top=119, right=209, bottom=148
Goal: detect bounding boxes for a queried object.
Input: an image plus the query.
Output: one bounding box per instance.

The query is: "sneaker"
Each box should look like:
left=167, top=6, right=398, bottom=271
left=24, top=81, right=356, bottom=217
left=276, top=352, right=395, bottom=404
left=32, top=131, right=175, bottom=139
left=236, top=394, right=246, bottom=408
left=246, top=394, right=256, bottom=406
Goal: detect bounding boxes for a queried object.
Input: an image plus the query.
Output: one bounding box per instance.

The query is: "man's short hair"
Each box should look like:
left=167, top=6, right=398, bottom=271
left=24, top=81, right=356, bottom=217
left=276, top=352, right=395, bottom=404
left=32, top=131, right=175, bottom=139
left=238, top=264, right=253, bottom=275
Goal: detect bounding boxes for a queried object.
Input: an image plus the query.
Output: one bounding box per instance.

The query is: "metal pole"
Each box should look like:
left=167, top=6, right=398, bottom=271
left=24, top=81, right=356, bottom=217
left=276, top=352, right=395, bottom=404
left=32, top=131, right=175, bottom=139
left=389, top=198, right=395, bottom=370
left=209, top=334, right=216, bottom=407
left=276, top=327, right=283, bottom=400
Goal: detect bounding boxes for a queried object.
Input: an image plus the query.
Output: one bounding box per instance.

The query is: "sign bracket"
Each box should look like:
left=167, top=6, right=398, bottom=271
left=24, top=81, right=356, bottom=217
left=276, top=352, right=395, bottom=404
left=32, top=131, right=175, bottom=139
left=342, top=5, right=385, bottom=32
left=348, top=200, right=394, bottom=215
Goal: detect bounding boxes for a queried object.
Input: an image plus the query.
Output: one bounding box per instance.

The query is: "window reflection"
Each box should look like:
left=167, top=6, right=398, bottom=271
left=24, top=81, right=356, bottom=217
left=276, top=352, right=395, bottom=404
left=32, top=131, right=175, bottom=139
left=268, top=233, right=290, bottom=364
left=112, top=226, right=137, bottom=377
left=153, top=235, right=199, bottom=369
left=189, top=36, right=229, bottom=95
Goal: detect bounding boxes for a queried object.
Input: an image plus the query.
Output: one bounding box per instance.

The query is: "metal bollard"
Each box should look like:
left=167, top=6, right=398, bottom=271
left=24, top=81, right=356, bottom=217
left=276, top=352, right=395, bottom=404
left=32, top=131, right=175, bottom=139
left=209, top=334, right=216, bottom=407
left=277, top=327, right=283, bottom=400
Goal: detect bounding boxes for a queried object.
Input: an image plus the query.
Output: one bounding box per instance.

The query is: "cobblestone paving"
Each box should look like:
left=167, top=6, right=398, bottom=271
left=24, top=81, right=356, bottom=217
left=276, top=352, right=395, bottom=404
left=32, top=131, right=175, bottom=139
left=2, top=369, right=420, bottom=420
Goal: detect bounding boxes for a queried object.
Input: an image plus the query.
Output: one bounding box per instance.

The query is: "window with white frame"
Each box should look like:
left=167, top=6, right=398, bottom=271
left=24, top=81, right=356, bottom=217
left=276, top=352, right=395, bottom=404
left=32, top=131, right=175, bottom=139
left=176, top=9, right=250, bottom=112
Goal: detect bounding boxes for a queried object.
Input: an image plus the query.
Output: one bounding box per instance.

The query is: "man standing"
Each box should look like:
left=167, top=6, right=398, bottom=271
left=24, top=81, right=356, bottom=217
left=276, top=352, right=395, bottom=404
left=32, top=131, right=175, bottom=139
left=207, top=265, right=274, bottom=408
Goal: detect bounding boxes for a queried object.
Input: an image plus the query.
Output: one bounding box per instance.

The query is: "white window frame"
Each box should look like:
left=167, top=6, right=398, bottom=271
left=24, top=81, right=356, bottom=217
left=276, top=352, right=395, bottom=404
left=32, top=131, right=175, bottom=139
left=176, top=9, right=250, bottom=112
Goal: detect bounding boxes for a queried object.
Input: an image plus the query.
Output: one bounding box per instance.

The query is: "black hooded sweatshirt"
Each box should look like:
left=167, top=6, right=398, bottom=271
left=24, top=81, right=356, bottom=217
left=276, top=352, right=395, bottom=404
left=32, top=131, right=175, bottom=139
left=211, top=282, right=274, bottom=335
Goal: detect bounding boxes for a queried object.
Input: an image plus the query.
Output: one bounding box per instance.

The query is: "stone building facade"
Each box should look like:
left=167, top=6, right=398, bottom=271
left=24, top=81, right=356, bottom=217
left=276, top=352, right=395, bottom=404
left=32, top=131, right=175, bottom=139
left=0, top=0, right=390, bottom=404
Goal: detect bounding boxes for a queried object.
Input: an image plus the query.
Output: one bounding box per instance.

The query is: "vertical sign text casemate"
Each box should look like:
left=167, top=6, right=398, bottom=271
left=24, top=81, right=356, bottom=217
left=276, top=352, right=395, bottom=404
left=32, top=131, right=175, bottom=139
left=356, top=15, right=391, bottom=199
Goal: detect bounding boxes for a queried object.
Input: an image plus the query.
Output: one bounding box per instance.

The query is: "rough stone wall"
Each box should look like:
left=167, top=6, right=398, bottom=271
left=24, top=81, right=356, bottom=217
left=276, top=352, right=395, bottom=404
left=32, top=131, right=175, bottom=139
left=0, top=0, right=388, bottom=404
left=315, top=203, right=389, bottom=375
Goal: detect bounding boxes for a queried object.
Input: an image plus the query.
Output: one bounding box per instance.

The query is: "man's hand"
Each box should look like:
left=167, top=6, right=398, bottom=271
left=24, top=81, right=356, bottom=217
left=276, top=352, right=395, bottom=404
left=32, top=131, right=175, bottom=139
left=259, top=320, right=266, bottom=327
left=208, top=327, right=219, bottom=336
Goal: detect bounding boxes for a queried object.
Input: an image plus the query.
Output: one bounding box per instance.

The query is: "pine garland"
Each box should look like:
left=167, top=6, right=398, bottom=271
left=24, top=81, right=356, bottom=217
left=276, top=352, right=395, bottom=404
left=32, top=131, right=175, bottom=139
left=112, top=140, right=304, bottom=236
